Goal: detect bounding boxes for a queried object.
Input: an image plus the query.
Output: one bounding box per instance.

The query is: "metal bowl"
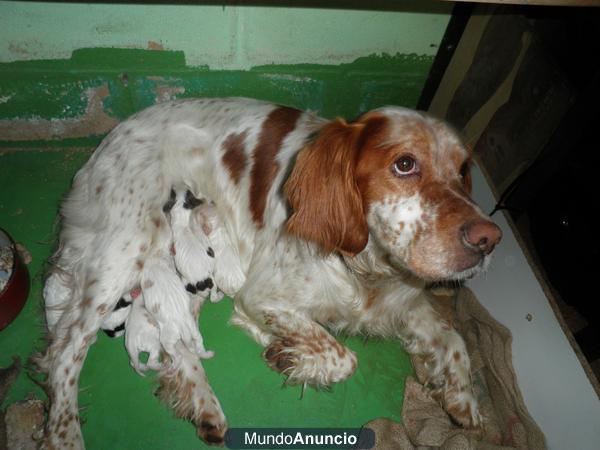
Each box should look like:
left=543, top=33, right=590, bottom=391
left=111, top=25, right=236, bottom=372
left=0, top=228, right=30, bottom=331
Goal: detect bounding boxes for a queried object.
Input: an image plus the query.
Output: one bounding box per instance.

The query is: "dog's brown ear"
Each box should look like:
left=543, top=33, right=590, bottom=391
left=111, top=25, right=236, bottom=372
left=284, top=119, right=369, bottom=255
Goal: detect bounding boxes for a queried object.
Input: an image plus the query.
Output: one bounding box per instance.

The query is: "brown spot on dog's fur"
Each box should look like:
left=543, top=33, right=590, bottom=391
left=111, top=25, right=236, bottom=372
left=189, top=147, right=204, bottom=158
left=365, top=288, right=379, bottom=309
left=335, top=344, right=346, bottom=359
left=136, top=259, right=144, bottom=270
left=222, top=129, right=248, bottom=185
left=263, top=313, right=275, bottom=327
left=250, top=106, right=302, bottom=228
left=83, top=333, right=95, bottom=346
left=81, top=297, right=92, bottom=309
left=143, top=279, right=154, bottom=289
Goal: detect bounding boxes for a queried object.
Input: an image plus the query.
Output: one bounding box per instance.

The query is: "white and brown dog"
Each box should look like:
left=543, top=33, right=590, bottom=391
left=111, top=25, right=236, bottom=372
left=38, top=97, right=501, bottom=449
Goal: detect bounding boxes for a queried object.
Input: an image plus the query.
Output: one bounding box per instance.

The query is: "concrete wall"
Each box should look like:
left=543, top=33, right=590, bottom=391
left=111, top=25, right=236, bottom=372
left=0, top=1, right=452, bottom=146
left=0, top=1, right=450, bottom=69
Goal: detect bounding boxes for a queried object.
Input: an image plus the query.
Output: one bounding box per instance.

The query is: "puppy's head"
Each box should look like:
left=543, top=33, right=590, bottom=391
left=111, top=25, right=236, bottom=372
left=284, top=107, right=501, bottom=282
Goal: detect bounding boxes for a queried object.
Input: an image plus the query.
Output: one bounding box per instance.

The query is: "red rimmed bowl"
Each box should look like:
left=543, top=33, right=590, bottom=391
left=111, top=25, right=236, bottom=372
left=0, top=228, right=30, bottom=331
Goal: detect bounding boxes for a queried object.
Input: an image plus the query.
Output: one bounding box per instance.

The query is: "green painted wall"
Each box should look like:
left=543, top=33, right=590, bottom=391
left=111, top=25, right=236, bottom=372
left=0, top=1, right=451, bottom=146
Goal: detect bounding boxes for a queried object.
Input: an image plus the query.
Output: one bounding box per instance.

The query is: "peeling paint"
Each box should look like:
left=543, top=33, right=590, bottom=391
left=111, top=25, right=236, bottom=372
left=260, top=74, right=315, bottom=83
left=7, top=40, right=44, bottom=58
left=0, top=85, right=118, bottom=141
left=155, top=85, right=185, bottom=104
left=147, top=41, right=165, bottom=51
left=0, top=48, right=433, bottom=144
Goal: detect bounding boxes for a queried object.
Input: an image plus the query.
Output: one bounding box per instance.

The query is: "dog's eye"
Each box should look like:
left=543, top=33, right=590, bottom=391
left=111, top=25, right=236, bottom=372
left=392, top=155, right=418, bottom=177
left=460, top=162, right=469, bottom=179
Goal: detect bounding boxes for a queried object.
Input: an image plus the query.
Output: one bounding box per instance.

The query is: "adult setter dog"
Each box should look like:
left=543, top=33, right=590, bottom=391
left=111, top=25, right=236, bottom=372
left=38, top=97, right=501, bottom=448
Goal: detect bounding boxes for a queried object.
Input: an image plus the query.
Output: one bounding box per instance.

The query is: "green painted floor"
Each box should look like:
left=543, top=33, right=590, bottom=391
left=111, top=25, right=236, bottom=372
left=0, top=149, right=413, bottom=449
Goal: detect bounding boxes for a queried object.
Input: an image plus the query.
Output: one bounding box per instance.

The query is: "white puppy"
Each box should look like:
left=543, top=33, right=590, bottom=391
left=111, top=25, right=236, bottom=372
left=141, top=246, right=214, bottom=366
left=191, top=200, right=245, bottom=298
left=124, top=288, right=163, bottom=375
left=167, top=189, right=222, bottom=302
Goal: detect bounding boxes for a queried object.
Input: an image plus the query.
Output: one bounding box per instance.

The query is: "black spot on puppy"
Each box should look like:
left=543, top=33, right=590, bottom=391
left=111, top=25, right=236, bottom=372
left=196, top=278, right=214, bottom=291
left=186, top=283, right=198, bottom=294
left=162, top=189, right=177, bottom=213
left=102, top=322, right=125, bottom=338
left=206, top=247, right=215, bottom=258
left=113, top=297, right=132, bottom=311
left=183, top=190, right=205, bottom=209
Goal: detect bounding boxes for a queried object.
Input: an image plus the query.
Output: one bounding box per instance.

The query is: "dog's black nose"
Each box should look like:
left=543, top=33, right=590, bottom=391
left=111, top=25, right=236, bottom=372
left=462, top=220, right=502, bottom=255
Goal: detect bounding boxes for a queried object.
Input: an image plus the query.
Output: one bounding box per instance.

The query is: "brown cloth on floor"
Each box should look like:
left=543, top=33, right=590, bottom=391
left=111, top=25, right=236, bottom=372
left=366, top=287, right=546, bottom=450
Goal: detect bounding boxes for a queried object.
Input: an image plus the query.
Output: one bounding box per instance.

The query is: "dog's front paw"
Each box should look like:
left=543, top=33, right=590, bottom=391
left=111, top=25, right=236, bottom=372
left=263, top=337, right=357, bottom=387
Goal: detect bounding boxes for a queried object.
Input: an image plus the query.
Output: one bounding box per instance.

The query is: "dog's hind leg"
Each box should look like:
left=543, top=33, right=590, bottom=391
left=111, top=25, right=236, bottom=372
left=156, top=293, right=227, bottom=445
left=43, top=269, right=73, bottom=334
left=41, top=257, right=137, bottom=450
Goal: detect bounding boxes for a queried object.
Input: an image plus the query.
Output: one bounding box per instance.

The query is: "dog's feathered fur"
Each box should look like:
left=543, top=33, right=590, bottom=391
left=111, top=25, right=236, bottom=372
left=38, top=97, right=501, bottom=448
